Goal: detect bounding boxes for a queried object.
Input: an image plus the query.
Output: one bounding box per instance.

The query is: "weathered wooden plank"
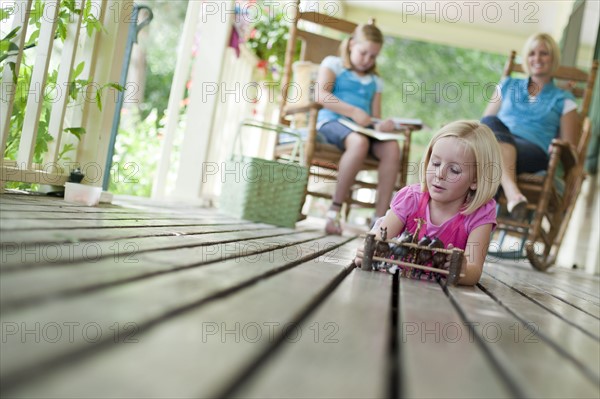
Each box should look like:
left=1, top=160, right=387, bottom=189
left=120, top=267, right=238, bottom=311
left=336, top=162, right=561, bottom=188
left=0, top=203, right=157, bottom=214
left=477, top=275, right=600, bottom=376
left=398, top=277, right=513, bottom=398
left=0, top=235, right=352, bottom=390
left=0, top=195, right=218, bottom=215
left=1, top=204, right=96, bottom=213
left=231, top=263, right=391, bottom=398
left=0, top=201, right=233, bottom=221
left=0, top=195, right=70, bottom=205
left=0, top=202, right=131, bottom=211
left=0, top=206, right=142, bottom=215
left=0, top=210, right=231, bottom=220
left=0, top=198, right=198, bottom=213
left=0, top=200, right=223, bottom=216
left=0, top=217, right=242, bottom=230
left=551, top=268, right=600, bottom=296
left=3, top=251, right=356, bottom=398
left=0, top=194, right=81, bottom=204
left=485, top=256, right=598, bottom=289
left=0, top=223, right=265, bottom=245
left=0, top=227, right=299, bottom=271
left=447, top=274, right=600, bottom=398
left=1, top=192, right=598, bottom=398
left=485, top=266, right=600, bottom=330
left=486, top=261, right=600, bottom=306
left=0, top=230, right=324, bottom=309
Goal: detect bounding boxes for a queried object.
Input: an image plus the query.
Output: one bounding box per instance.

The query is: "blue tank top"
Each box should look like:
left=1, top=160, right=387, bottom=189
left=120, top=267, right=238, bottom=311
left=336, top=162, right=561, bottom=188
left=317, top=69, right=377, bottom=125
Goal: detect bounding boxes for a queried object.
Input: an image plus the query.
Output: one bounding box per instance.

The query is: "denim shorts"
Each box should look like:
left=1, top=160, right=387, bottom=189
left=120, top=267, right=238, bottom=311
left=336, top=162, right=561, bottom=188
left=318, top=120, right=357, bottom=151
left=481, top=115, right=549, bottom=174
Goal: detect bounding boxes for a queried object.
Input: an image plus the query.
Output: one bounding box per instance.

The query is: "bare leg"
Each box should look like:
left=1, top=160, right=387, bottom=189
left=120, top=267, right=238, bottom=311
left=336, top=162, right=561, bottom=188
left=332, top=132, right=370, bottom=205
left=499, top=142, right=526, bottom=204
left=371, top=140, right=401, bottom=217
left=325, top=132, right=369, bottom=235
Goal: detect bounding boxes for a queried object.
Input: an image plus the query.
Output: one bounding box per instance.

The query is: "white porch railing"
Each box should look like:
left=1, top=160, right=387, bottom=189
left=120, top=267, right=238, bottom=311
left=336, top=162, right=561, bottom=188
left=152, top=1, right=279, bottom=201
left=200, top=46, right=280, bottom=203
left=1, top=0, right=132, bottom=189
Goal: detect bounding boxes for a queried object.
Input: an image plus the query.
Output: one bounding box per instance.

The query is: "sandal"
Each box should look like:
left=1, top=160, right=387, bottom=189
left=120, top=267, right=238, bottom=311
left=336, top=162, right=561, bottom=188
left=325, top=209, right=342, bottom=235
left=507, top=197, right=528, bottom=220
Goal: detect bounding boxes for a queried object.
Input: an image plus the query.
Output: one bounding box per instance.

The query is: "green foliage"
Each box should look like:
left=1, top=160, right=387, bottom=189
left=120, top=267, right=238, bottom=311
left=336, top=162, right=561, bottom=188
left=377, top=37, right=504, bottom=183
left=0, top=6, right=12, bottom=21
left=374, top=37, right=505, bottom=184
left=1, top=1, right=119, bottom=167
left=378, top=37, right=504, bottom=139
left=140, top=0, right=187, bottom=120
left=107, top=0, right=188, bottom=197
left=108, top=108, right=164, bottom=197
left=0, top=27, right=20, bottom=63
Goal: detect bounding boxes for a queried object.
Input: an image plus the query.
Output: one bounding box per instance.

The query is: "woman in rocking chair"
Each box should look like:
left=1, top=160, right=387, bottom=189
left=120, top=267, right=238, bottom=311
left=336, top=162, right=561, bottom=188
left=481, top=33, right=580, bottom=220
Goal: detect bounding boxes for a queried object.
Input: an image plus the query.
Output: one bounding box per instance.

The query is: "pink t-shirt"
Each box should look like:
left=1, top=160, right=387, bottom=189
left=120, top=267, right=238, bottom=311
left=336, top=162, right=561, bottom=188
left=390, top=184, right=497, bottom=247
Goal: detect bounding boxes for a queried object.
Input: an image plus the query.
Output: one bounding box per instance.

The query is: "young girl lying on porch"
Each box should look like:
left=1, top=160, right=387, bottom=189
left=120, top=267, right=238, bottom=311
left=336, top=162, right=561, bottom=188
left=355, top=120, right=503, bottom=286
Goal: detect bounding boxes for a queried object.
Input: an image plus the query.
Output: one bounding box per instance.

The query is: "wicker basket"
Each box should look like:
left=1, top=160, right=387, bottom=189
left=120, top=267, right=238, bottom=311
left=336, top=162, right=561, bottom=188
left=219, top=121, right=309, bottom=228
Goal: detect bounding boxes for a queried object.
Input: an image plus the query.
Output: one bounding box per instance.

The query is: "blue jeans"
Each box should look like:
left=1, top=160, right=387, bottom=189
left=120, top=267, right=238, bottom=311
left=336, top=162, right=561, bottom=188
left=481, top=115, right=549, bottom=174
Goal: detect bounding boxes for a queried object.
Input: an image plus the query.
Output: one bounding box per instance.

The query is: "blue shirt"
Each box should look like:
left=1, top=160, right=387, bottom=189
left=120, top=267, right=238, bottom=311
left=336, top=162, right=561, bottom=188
left=317, top=56, right=382, bottom=126
left=497, top=77, right=575, bottom=154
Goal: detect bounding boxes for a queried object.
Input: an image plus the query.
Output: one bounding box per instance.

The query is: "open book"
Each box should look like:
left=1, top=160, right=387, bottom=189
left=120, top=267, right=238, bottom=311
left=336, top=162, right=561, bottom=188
left=375, top=117, right=423, bottom=129
left=338, top=118, right=422, bottom=141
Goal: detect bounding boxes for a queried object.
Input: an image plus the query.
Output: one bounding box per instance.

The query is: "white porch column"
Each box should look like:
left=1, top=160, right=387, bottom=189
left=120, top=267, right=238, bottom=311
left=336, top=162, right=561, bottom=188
left=152, top=0, right=202, bottom=199
left=171, top=0, right=233, bottom=199
left=76, top=0, right=132, bottom=186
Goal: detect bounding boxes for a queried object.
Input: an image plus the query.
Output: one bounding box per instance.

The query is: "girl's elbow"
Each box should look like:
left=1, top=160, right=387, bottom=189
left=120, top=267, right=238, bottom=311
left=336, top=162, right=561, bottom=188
left=458, top=263, right=483, bottom=286
left=458, top=275, right=481, bottom=286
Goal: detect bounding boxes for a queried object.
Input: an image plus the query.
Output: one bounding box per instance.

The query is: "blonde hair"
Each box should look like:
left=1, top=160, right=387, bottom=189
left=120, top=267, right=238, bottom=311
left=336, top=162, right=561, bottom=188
left=420, top=120, right=502, bottom=215
left=340, top=20, right=383, bottom=75
left=522, top=33, right=561, bottom=75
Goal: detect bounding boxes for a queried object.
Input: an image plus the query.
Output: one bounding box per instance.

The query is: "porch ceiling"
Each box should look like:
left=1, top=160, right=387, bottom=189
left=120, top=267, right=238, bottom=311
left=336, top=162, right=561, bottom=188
left=334, top=0, right=598, bottom=65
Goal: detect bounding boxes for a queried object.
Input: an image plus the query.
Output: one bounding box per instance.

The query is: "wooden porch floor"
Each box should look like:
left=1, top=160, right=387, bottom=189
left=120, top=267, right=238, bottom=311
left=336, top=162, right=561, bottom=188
left=1, top=193, right=599, bottom=398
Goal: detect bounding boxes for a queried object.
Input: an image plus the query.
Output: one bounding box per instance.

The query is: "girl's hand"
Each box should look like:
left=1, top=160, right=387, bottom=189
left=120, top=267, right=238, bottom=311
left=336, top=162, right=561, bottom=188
left=354, top=252, right=363, bottom=267
left=353, top=216, right=385, bottom=268
left=351, top=107, right=372, bottom=127
left=375, top=118, right=395, bottom=132
left=443, top=244, right=467, bottom=274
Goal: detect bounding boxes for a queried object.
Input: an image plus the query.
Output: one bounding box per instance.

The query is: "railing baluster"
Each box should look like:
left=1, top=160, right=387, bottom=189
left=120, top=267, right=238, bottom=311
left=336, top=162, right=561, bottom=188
left=45, top=0, right=86, bottom=165
left=152, top=0, right=201, bottom=198
left=68, top=0, right=106, bottom=161
left=17, top=0, right=61, bottom=168
left=0, top=0, right=33, bottom=159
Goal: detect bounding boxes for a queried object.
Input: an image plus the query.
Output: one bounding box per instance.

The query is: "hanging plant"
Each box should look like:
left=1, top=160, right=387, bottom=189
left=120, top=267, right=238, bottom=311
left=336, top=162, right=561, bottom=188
left=245, top=2, right=300, bottom=84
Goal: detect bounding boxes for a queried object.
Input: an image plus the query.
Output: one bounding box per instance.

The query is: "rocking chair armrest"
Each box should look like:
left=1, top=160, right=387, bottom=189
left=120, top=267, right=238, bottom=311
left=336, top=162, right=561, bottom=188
left=399, top=125, right=422, bottom=135
left=399, top=122, right=424, bottom=132
left=283, top=102, right=323, bottom=115
left=550, top=138, right=578, bottom=172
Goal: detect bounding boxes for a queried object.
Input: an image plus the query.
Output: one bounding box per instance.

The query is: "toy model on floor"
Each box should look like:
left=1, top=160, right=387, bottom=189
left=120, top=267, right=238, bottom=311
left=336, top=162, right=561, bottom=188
left=355, top=219, right=465, bottom=286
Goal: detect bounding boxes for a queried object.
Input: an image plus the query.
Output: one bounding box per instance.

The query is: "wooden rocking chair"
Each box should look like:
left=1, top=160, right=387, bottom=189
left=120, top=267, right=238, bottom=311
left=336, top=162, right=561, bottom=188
left=241, top=0, right=420, bottom=223
left=492, top=51, right=598, bottom=271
